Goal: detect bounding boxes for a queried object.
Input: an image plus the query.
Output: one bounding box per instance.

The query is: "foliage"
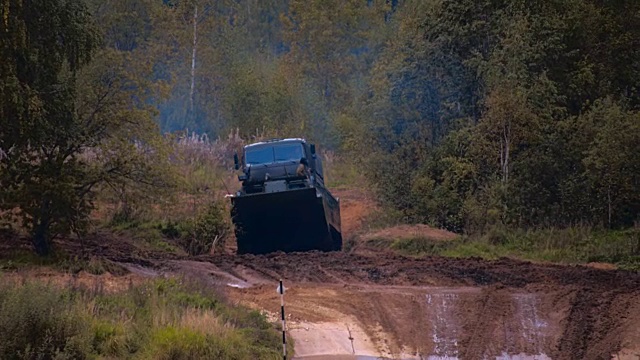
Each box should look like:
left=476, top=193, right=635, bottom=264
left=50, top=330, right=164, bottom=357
left=0, top=249, right=127, bottom=275
left=0, top=0, right=175, bottom=255
left=2, top=0, right=639, bottom=257
left=362, top=226, right=640, bottom=270
left=0, top=282, right=91, bottom=359
left=0, top=0, right=100, bottom=255
left=364, top=0, right=640, bottom=233
left=0, top=278, right=286, bottom=359
left=179, top=200, right=231, bottom=255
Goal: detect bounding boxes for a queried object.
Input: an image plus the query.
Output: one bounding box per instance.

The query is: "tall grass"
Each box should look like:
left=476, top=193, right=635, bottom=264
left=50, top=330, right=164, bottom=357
left=0, top=277, right=288, bottom=359
left=90, top=130, right=248, bottom=254
left=362, top=225, right=640, bottom=270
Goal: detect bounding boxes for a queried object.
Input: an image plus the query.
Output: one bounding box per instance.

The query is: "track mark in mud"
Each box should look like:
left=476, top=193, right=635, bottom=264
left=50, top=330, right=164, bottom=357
left=317, top=265, right=349, bottom=284
left=426, top=293, right=460, bottom=359
left=237, top=261, right=282, bottom=282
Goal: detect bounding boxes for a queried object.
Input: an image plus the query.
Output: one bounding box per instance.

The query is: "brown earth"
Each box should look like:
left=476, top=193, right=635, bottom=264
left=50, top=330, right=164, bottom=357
left=332, top=188, right=379, bottom=238
left=1, top=188, right=639, bottom=359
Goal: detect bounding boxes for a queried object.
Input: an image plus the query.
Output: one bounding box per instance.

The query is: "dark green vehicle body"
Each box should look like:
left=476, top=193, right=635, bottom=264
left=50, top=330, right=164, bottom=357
left=229, top=138, right=342, bottom=254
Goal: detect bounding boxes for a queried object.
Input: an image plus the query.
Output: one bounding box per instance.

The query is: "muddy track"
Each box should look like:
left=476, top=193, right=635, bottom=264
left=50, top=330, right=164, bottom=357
left=4, top=226, right=639, bottom=358
left=122, top=251, right=633, bottom=359
left=199, top=251, right=640, bottom=291
left=81, top=242, right=639, bottom=359
left=34, top=232, right=640, bottom=359
left=4, top=185, right=639, bottom=359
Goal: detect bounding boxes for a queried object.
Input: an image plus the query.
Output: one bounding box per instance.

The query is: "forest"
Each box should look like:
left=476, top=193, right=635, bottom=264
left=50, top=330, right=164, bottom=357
left=1, top=0, right=639, bottom=255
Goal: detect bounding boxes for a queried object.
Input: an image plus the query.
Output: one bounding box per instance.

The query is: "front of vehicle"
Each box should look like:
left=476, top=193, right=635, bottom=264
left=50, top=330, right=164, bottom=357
left=229, top=138, right=339, bottom=254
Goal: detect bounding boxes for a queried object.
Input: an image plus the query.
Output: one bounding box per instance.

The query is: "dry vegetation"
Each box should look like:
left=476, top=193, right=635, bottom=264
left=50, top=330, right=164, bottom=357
left=0, top=275, right=291, bottom=359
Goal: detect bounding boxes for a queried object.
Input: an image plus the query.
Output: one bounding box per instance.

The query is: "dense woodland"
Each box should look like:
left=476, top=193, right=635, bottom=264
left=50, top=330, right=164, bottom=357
left=1, top=0, right=639, bottom=254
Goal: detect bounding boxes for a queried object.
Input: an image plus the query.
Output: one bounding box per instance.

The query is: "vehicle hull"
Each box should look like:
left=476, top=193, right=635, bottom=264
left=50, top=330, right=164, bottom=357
left=230, top=187, right=341, bottom=254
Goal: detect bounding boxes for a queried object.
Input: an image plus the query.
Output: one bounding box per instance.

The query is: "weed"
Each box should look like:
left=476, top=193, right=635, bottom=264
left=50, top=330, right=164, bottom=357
left=0, top=277, right=286, bottom=359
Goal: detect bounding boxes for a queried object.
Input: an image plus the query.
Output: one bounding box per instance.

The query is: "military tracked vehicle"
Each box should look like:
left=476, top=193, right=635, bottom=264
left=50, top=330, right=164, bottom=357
left=228, top=138, right=342, bottom=255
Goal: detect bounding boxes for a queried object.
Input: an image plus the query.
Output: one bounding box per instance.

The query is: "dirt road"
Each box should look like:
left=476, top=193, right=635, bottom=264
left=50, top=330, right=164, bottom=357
left=3, top=189, right=639, bottom=359
left=165, top=251, right=639, bottom=360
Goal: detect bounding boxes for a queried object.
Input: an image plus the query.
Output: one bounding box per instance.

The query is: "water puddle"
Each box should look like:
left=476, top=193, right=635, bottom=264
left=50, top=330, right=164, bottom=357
left=225, top=282, right=249, bottom=288
left=495, top=353, right=551, bottom=360
left=293, top=356, right=415, bottom=360
left=296, top=356, right=549, bottom=360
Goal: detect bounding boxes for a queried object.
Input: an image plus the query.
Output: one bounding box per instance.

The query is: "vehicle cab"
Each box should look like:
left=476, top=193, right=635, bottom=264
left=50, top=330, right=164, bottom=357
left=233, top=138, right=325, bottom=194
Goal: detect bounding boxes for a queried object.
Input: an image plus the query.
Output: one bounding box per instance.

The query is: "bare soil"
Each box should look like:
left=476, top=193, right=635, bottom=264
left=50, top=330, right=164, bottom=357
left=1, top=188, right=639, bottom=359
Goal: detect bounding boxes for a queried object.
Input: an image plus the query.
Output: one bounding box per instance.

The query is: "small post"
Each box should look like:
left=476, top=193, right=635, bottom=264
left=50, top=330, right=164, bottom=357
left=278, top=279, right=286, bottom=359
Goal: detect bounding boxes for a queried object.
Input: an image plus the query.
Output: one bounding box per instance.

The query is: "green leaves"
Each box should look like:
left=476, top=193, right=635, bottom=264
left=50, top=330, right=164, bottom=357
left=366, top=0, right=640, bottom=232
left=582, top=99, right=640, bottom=227
left=0, top=0, right=176, bottom=255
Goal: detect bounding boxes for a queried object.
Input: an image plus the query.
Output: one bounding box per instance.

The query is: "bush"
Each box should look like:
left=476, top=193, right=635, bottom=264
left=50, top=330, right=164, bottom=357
left=181, top=201, right=230, bottom=255
left=0, top=283, right=92, bottom=359
left=0, top=278, right=285, bottom=359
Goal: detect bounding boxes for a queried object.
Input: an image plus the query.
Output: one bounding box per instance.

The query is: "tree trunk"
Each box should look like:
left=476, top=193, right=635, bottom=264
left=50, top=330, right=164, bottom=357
left=32, top=200, right=52, bottom=256
left=607, top=185, right=612, bottom=229
left=189, top=5, right=198, bottom=117
left=500, top=120, right=511, bottom=184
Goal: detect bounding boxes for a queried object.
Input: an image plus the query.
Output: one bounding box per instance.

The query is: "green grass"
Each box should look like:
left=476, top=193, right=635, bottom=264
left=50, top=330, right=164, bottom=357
left=0, top=249, right=128, bottom=275
left=363, top=226, right=640, bottom=271
left=106, top=197, right=230, bottom=256
left=108, top=217, right=182, bottom=254
left=0, top=277, right=291, bottom=359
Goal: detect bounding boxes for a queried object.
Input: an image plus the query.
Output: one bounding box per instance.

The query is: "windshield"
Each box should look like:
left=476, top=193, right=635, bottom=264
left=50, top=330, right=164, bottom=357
left=245, top=143, right=304, bottom=165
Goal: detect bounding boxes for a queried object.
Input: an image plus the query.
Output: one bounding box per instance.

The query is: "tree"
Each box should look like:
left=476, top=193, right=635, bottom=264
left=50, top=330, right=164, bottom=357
left=582, top=99, right=640, bottom=228
left=0, top=0, right=173, bottom=255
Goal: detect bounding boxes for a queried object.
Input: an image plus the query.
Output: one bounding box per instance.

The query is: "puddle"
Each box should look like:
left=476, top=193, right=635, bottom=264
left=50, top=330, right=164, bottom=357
left=513, top=294, right=547, bottom=352
left=295, top=354, right=551, bottom=359
left=495, top=353, right=551, bottom=360
left=118, top=263, right=159, bottom=277
left=226, top=282, right=248, bottom=288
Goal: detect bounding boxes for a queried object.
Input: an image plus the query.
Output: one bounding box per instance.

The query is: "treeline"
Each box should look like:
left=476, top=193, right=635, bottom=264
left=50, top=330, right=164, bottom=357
left=84, top=0, right=390, bottom=144
left=362, top=0, right=640, bottom=232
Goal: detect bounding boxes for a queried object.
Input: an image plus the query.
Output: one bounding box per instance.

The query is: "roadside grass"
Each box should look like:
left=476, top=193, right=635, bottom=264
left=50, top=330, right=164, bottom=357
left=88, top=131, right=240, bottom=257
left=0, top=248, right=128, bottom=275
left=108, top=217, right=183, bottom=255
left=0, top=277, right=291, bottom=359
left=361, top=226, right=640, bottom=271
left=106, top=198, right=231, bottom=256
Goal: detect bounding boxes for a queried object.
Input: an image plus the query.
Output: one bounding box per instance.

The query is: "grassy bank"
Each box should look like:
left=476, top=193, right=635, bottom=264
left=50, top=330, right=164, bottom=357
left=360, top=226, right=640, bottom=271
left=0, top=277, right=290, bottom=359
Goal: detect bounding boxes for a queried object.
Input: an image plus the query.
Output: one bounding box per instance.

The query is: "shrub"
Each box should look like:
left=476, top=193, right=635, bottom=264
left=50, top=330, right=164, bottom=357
left=0, top=283, right=92, bottom=359
left=181, top=201, right=230, bottom=255
left=0, top=277, right=286, bottom=359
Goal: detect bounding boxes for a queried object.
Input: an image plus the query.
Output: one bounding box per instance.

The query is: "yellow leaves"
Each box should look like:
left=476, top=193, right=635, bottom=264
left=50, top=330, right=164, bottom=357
left=2, top=1, right=8, bottom=30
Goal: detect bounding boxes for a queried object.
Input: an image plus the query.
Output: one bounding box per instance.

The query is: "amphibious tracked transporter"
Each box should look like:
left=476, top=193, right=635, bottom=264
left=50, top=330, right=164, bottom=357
left=229, top=138, right=342, bottom=254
